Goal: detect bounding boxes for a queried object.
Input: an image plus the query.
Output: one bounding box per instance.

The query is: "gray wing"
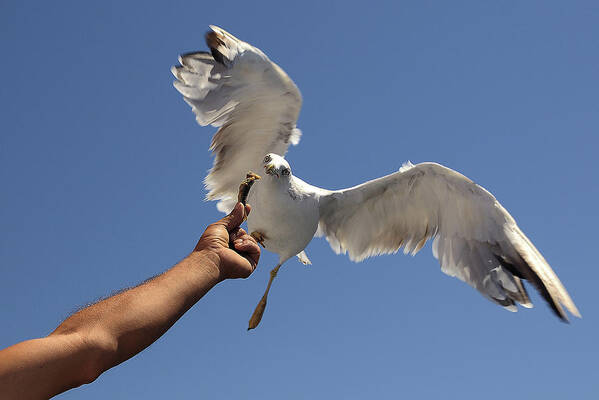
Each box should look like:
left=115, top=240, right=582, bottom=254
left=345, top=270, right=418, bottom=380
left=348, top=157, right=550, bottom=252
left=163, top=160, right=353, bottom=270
left=317, top=162, right=580, bottom=321
left=172, top=26, right=302, bottom=212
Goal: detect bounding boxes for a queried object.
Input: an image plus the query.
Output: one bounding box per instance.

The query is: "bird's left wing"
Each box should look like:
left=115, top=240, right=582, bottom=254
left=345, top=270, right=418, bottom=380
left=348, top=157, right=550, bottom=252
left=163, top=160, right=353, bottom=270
left=172, top=26, right=302, bottom=212
left=317, top=162, right=580, bottom=321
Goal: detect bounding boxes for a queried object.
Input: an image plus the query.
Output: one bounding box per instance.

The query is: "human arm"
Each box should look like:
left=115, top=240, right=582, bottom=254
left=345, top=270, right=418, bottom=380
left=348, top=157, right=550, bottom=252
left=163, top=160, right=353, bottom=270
left=0, top=202, right=259, bottom=399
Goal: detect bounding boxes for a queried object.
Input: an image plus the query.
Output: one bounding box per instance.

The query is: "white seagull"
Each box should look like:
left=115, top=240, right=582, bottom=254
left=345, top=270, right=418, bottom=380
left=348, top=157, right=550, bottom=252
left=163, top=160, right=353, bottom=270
left=172, top=26, right=580, bottom=329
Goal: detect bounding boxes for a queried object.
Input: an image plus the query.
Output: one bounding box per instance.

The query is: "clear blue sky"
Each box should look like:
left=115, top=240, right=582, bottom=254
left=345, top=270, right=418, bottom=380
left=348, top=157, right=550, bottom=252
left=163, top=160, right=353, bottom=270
left=1, top=1, right=598, bottom=398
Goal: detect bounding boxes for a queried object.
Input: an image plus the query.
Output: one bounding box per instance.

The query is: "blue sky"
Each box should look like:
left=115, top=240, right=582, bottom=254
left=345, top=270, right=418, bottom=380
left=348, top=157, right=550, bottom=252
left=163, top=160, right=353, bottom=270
left=1, top=1, right=598, bottom=398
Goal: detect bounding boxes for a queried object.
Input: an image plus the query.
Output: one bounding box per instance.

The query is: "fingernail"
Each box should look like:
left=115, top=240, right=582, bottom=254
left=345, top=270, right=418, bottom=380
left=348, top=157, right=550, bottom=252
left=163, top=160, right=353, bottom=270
left=234, top=239, right=243, bottom=245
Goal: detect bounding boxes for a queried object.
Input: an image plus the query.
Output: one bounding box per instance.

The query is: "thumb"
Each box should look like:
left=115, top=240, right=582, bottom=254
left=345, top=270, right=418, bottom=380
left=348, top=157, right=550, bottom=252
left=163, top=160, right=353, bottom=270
left=217, top=202, right=245, bottom=232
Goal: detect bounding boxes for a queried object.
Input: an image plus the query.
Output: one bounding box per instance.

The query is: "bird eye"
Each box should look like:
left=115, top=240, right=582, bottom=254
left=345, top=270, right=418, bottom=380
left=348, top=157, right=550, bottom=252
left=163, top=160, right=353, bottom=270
left=282, top=168, right=290, bottom=176
left=263, top=155, right=272, bottom=163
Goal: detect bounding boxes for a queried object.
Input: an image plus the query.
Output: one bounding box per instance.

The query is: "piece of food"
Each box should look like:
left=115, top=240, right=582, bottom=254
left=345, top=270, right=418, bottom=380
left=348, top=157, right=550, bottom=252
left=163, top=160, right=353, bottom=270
left=238, top=172, right=261, bottom=205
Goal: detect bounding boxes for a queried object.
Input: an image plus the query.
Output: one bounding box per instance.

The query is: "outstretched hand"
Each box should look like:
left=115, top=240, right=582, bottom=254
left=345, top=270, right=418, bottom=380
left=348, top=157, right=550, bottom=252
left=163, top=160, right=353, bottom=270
left=194, top=202, right=261, bottom=280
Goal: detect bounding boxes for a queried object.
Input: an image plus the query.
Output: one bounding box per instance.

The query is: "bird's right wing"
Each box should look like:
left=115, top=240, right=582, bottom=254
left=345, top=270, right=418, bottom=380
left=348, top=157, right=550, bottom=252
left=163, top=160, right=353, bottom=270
left=172, top=26, right=303, bottom=212
left=317, top=162, right=580, bottom=321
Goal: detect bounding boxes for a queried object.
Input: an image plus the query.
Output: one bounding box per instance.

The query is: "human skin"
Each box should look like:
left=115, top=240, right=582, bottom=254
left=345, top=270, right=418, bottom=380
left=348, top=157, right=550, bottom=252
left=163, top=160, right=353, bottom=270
left=0, top=202, right=259, bottom=399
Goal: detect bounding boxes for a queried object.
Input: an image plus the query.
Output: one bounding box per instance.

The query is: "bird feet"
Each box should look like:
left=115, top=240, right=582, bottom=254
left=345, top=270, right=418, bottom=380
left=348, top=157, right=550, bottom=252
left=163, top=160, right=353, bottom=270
left=247, top=263, right=282, bottom=331
left=270, top=267, right=279, bottom=279
left=250, top=231, right=267, bottom=248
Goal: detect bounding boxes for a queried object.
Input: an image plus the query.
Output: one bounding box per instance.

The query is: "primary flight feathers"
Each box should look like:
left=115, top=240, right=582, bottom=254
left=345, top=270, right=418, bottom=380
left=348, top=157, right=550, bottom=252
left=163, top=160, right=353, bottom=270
left=172, top=26, right=580, bottom=323
left=172, top=26, right=302, bottom=212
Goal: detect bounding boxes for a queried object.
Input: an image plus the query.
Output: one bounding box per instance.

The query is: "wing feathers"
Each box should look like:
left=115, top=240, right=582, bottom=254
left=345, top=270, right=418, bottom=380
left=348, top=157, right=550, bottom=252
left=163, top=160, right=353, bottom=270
left=317, top=162, right=580, bottom=320
left=173, top=26, right=302, bottom=207
left=505, top=228, right=581, bottom=320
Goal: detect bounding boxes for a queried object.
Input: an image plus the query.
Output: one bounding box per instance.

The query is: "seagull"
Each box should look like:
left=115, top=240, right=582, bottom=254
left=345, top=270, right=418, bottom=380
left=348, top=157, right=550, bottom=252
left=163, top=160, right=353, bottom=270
left=172, top=26, right=580, bottom=329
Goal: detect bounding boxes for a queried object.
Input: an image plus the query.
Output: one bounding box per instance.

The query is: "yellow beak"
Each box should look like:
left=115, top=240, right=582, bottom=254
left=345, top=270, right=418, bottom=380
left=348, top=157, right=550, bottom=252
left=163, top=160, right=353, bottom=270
left=265, top=164, right=277, bottom=176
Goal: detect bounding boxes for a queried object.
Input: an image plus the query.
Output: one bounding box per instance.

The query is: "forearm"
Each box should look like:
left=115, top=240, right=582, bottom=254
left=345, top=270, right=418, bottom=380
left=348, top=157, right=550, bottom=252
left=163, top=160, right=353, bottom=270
left=0, top=333, right=98, bottom=399
left=0, top=250, right=222, bottom=398
left=54, top=250, right=221, bottom=369
left=0, top=203, right=258, bottom=399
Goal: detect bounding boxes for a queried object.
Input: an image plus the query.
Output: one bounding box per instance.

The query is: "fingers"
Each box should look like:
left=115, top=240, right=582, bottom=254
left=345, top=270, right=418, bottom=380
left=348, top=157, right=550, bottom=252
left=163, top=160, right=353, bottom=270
left=232, top=231, right=260, bottom=268
left=216, top=202, right=246, bottom=233
left=218, top=202, right=252, bottom=233
left=234, top=241, right=260, bottom=263
left=232, top=230, right=258, bottom=252
left=238, top=244, right=260, bottom=270
left=229, top=227, right=247, bottom=243
left=233, top=237, right=259, bottom=252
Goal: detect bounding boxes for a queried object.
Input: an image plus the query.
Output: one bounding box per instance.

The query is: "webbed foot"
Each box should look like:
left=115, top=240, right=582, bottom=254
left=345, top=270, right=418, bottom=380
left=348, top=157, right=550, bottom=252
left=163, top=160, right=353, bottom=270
left=248, top=263, right=282, bottom=330
left=250, top=231, right=267, bottom=248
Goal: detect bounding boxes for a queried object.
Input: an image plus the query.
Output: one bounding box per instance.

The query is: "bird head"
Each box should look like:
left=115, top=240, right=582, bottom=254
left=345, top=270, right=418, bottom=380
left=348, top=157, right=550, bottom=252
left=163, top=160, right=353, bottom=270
left=262, top=153, right=292, bottom=179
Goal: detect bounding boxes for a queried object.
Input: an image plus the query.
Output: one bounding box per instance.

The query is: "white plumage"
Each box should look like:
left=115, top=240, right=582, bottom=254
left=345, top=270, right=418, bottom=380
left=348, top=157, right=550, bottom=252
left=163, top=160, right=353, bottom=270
left=171, top=26, right=302, bottom=212
left=172, top=26, right=580, bottom=323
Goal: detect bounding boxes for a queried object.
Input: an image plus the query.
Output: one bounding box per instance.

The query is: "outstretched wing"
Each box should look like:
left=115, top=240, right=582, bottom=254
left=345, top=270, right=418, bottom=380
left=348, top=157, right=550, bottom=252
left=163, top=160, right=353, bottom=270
left=172, top=26, right=302, bottom=211
left=317, top=162, right=580, bottom=321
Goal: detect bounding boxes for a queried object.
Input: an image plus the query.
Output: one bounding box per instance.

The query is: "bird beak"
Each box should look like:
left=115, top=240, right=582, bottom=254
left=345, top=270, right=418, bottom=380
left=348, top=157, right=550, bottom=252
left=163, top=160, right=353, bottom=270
left=265, top=163, right=278, bottom=177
